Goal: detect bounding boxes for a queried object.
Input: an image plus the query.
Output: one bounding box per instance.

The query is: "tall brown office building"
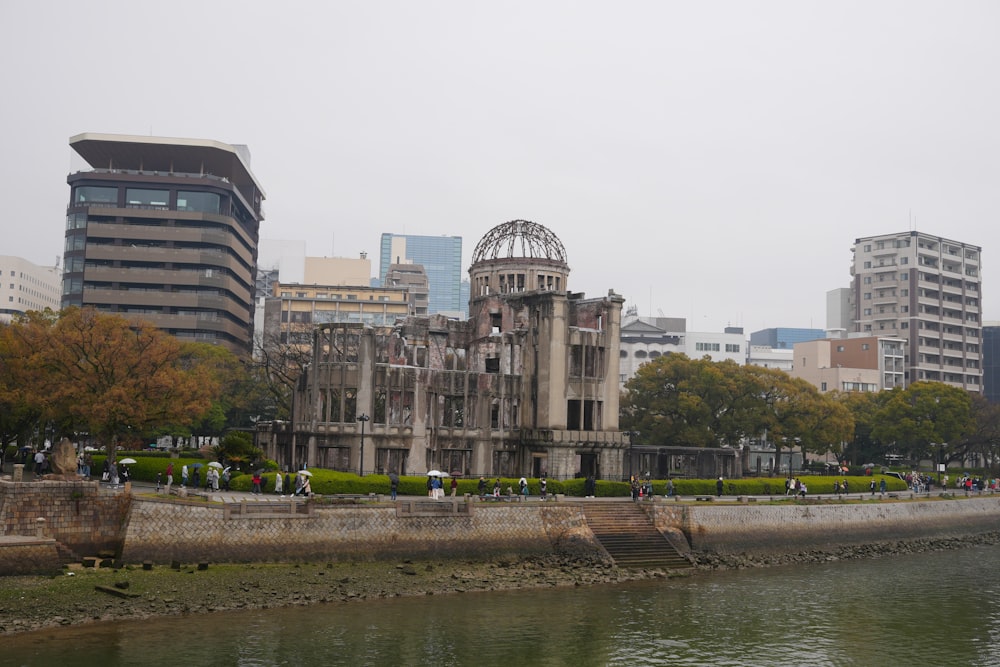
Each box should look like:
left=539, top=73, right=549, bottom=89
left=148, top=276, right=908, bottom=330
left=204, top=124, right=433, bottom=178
left=62, top=133, right=265, bottom=356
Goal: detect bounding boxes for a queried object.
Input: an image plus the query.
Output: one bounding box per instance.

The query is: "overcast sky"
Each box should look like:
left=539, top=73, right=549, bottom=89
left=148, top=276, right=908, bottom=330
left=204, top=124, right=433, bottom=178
left=3, top=1, right=998, bottom=333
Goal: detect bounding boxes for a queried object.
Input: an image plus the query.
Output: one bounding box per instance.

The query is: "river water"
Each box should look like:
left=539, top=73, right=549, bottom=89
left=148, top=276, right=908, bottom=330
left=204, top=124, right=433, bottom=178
left=6, top=545, right=999, bottom=666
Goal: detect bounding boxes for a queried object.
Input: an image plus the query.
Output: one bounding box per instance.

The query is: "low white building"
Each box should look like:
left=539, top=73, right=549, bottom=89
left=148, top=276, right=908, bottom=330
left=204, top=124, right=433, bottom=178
left=0, top=256, right=61, bottom=323
left=619, top=315, right=746, bottom=387
left=747, top=345, right=794, bottom=372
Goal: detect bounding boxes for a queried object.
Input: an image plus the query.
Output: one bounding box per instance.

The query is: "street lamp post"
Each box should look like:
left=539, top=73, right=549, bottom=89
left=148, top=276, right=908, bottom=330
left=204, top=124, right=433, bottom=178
left=357, top=414, right=369, bottom=477
left=625, top=431, right=638, bottom=481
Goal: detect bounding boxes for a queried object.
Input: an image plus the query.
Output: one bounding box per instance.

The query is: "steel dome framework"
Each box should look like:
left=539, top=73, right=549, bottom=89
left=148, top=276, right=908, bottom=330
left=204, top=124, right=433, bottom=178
left=471, top=220, right=568, bottom=264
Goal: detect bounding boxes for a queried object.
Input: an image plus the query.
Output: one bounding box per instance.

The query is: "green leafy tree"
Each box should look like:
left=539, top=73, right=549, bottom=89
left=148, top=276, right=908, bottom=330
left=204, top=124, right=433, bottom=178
left=951, top=394, right=1000, bottom=472
left=836, top=390, right=892, bottom=466
left=213, top=430, right=263, bottom=469
left=622, top=354, right=723, bottom=447
left=871, top=381, right=973, bottom=464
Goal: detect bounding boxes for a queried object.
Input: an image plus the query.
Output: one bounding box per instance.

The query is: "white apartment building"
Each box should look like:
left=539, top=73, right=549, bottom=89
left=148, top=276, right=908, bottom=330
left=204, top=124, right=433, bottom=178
left=0, top=256, right=61, bottom=323
left=851, top=231, right=982, bottom=391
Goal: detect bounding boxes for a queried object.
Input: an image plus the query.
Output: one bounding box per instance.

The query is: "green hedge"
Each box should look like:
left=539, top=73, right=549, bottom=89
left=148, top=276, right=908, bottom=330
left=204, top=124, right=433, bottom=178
left=85, top=456, right=911, bottom=497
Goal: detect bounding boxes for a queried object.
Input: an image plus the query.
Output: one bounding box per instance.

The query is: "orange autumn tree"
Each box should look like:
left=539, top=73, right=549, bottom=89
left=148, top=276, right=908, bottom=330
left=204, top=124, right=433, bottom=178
left=27, top=307, right=216, bottom=459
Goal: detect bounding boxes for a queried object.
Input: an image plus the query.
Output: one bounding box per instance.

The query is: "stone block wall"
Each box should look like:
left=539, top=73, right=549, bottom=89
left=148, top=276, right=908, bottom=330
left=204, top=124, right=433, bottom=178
left=0, top=538, right=62, bottom=575
left=651, top=498, right=1000, bottom=555
left=120, top=498, right=595, bottom=565
left=0, top=480, right=131, bottom=557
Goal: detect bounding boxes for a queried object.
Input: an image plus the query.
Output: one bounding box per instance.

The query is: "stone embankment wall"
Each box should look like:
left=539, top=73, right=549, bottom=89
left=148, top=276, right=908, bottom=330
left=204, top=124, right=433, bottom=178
left=651, top=497, right=1000, bottom=556
left=120, top=497, right=597, bottom=564
left=5, top=482, right=1000, bottom=572
left=0, top=538, right=61, bottom=575
left=0, top=480, right=131, bottom=558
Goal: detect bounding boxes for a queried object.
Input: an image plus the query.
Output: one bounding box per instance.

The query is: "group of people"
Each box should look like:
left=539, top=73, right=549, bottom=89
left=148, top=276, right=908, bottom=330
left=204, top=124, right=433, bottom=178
left=426, top=475, right=456, bottom=499
left=254, top=470, right=311, bottom=497
left=630, top=475, right=652, bottom=501
left=784, top=477, right=808, bottom=497
left=868, top=478, right=889, bottom=495
left=514, top=476, right=549, bottom=500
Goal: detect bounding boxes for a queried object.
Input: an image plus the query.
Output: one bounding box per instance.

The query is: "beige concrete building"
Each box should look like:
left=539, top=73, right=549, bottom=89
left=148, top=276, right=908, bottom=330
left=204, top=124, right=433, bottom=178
left=262, top=281, right=412, bottom=351
left=851, top=231, right=982, bottom=391
left=384, top=263, right=430, bottom=316
left=792, top=335, right=907, bottom=393
left=260, top=220, right=628, bottom=480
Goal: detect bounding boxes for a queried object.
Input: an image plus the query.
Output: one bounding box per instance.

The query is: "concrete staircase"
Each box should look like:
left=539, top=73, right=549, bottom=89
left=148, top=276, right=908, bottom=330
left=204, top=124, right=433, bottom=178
left=582, top=501, right=691, bottom=570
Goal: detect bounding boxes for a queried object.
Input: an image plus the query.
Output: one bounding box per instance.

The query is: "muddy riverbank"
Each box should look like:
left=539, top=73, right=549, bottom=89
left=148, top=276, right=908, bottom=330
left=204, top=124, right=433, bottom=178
left=4, top=531, right=1000, bottom=636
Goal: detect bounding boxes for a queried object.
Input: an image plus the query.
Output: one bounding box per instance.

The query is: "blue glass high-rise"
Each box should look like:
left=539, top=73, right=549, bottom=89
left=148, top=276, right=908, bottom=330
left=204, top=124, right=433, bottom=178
left=379, top=234, right=464, bottom=316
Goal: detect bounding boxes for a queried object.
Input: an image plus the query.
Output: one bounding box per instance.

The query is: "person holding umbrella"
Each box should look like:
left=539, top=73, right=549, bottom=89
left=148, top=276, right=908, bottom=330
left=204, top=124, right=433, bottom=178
left=389, top=472, right=399, bottom=500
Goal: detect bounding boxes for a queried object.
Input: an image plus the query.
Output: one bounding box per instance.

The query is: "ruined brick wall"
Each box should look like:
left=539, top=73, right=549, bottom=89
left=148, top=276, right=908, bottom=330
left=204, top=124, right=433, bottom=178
left=0, top=480, right=131, bottom=557
left=120, top=498, right=592, bottom=565
left=651, top=498, right=1000, bottom=555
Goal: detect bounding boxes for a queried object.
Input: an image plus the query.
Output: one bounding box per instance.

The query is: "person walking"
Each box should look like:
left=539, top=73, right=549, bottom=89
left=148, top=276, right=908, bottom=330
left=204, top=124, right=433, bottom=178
left=519, top=476, right=528, bottom=501
left=716, top=476, right=724, bottom=497
left=251, top=470, right=262, bottom=495
left=165, top=462, right=174, bottom=493
left=478, top=476, right=487, bottom=497
left=274, top=471, right=284, bottom=496
left=181, top=464, right=189, bottom=488
left=450, top=476, right=458, bottom=497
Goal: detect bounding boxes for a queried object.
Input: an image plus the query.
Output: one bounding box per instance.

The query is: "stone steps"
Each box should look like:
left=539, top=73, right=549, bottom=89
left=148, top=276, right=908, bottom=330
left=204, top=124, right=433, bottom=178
left=583, top=501, right=690, bottom=570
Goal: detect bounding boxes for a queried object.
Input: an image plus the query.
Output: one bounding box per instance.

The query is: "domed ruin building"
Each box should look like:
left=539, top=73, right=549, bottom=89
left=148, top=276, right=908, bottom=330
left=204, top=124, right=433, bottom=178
left=260, top=220, right=628, bottom=481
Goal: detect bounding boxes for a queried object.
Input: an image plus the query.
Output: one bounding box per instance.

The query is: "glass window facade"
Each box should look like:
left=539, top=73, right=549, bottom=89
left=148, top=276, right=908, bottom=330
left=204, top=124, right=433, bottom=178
left=125, top=188, right=170, bottom=208
left=177, top=191, right=220, bottom=214
left=379, top=233, right=463, bottom=316
left=74, top=186, right=117, bottom=204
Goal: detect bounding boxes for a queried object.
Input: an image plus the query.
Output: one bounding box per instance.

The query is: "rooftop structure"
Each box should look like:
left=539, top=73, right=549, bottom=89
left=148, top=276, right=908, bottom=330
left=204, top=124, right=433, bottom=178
left=62, top=133, right=265, bottom=356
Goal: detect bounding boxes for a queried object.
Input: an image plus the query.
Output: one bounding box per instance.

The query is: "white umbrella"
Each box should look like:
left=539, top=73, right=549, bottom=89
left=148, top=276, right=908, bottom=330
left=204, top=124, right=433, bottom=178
left=119, top=458, right=137, bottom=465
left=426, top=470, right=449, bottom=477
left=297, top=470, right=313, bottom=477
left=207, top=461, right=224, bottom=469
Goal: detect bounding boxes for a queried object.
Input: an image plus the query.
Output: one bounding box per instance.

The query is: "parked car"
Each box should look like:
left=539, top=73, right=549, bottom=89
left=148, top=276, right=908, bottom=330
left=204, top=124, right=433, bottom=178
left=882, top=471, right=908, bottom=485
